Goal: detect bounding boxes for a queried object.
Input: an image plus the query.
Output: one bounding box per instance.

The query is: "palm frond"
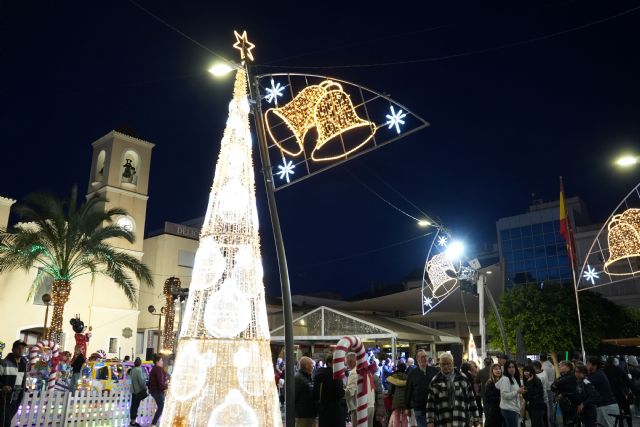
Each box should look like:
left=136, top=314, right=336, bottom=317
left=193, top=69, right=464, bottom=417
left=2, top=185, right=154, bottom=305
left=26, top=268, right=50, bottom=302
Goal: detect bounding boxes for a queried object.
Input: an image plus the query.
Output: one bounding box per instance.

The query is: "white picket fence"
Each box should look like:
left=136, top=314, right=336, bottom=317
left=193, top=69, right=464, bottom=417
left=12, top=390, right=158, bottom=426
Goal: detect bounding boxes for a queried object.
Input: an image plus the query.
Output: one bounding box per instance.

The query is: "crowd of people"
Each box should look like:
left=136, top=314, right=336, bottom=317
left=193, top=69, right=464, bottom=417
left=287, top=350, right=640, bottom=427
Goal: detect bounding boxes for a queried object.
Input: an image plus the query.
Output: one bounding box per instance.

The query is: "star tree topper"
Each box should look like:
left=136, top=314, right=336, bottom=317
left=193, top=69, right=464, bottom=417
left=233, top=30, right=255, bottom=62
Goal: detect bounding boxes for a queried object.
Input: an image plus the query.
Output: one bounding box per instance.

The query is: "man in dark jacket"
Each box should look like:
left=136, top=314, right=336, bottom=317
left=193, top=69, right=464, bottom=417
left=575, top=365, right=600, bottom=427
left=405, top=350, right=438, bottom=427
left=0, top=340, right=27, bottom=427
left=294, top=356, right=317, bottom=426
left=313, top=356, right=345, bottom=427
left=552, top=360, right=578, bottom=426
left=587, top=356, right=619, bottom=427
left=603, top=357, right=633, bottom=427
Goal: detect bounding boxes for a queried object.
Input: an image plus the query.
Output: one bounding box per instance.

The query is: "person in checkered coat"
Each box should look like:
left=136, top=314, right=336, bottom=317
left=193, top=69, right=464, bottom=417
left=426, top=353, right=480, bottom=427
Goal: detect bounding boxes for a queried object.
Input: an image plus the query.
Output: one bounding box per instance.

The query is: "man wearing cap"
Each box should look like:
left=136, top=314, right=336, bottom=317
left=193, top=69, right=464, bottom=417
left=0, top=340, right=28, bottom=427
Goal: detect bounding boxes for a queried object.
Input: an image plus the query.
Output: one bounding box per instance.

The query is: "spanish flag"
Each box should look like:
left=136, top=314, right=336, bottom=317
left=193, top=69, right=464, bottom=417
left=559, top=177, right=576, bottom=267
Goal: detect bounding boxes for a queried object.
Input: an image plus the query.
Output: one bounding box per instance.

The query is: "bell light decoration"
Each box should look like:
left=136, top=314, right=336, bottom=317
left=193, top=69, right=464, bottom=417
left=208, top=389, right=259, bottom=427
left=426, top=252, right=458, bottom=297
left=604, top=208, right=640, bottom=275
left=265, top=80, right=376, bottom=161
left=203, top=278, right=251, bottom=338
left=160, top=56, right=281, bottom=425
left=189, top=236, right=226, bottom=291
left=169, top=341, right=206, bottom=402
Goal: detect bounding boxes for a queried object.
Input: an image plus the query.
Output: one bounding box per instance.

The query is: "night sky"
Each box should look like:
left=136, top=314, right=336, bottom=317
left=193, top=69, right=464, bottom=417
left=2, top=1, right=640, bottom=298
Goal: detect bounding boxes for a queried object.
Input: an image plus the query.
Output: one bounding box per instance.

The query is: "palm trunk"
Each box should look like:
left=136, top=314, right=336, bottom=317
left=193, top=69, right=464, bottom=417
left=46, top=279, right=71, bottom=344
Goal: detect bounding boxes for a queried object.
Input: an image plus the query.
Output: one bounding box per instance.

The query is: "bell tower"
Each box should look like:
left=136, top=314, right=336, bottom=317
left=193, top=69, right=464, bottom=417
left=87, top=130, right=155, bottom=253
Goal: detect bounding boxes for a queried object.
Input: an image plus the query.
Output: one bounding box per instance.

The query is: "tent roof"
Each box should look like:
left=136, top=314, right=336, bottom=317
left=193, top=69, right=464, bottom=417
left=270, top=306, right=461, bottom=344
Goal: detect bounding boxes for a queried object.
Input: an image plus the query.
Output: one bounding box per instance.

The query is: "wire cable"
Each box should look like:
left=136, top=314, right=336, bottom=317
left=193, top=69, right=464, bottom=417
left=361, top=164, right=435, bottom=223
left=261, top=4, right=640, bottom=70
left=301, top=231, right=435, bottom=268
left=345, top=168, right=422, bottom=223
left=262, top=24, right=450, bottom=65
left=126, top=0, right=235, bottom=65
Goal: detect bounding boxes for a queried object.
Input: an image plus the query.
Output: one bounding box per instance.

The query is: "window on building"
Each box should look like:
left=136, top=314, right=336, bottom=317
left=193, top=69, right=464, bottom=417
left=33, top=270, right=53, bottom=306
left=136, top=331, right=145, bottom=355
left=109, top=338, right=118, bottom=354
left=147, top=330, right=159, bottom=351
left=178, top=250, right=196, bottom=268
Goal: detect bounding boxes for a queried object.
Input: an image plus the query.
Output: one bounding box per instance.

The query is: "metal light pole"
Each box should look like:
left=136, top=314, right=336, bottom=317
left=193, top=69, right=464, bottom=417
left=42, top=293, right=52, bottom=339
left=248, top=66, right=296, bottom=427
left=478, top=275, right=486, bottom=361
left=148, top=305, right=164, bottom=355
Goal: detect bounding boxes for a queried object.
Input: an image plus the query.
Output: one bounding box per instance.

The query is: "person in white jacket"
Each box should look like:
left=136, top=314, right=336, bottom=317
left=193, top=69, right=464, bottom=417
left=496, top=360, right=525, bottom=427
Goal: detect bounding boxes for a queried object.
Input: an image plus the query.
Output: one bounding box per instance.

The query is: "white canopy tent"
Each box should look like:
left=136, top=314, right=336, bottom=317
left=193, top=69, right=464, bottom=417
left=270, top=306, right=461, bottom=359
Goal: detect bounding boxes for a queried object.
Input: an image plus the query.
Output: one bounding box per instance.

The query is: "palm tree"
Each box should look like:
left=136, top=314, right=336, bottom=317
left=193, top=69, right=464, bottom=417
left=0, top=186, right=153, bottom=344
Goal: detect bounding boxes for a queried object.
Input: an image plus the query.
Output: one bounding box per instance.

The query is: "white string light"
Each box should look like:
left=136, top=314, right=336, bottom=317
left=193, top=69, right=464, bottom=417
left=161, top=61, right=281, bottom=426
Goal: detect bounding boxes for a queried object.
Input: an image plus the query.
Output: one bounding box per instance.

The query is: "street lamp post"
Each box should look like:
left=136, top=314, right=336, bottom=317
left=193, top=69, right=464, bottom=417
left=249, top=70, right=297, bottom=427
left=148, top=305, right=164, bottom=355
left=42, top=293, right=51, bottom=339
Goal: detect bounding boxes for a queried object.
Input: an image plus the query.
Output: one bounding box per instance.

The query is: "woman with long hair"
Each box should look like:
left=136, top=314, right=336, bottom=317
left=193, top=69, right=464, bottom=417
left=496, top=360, right=525, bottom=427
left=522, top=365, right=546, bottom=427
left=484, top=363, right=503, bottom=427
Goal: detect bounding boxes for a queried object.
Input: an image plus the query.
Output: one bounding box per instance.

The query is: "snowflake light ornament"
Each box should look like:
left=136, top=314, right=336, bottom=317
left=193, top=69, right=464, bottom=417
left=276, top=158, right=295, bottom=183
left=265, top=80, right=285, bottom=104
left=438, top=236, right=448, bottom=247
left=385, top=105, right=407, bottom=134
left=583, top=265, right=599, bottom=285
left=423, top=296, right=433, bottom=308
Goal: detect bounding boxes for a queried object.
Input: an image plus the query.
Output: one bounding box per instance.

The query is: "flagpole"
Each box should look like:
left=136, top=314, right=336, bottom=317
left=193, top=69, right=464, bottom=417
left=561, top=176, right=586, bottom=363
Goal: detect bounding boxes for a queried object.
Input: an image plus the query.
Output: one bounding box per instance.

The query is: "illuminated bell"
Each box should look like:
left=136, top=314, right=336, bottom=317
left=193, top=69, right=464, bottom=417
left=426, top=253, right=458, bottom=298
left=312, top=89, right=376, bottom=161
left=264, top=84, right=329, bottom=157
left=604, top=208, right=640, bottom=275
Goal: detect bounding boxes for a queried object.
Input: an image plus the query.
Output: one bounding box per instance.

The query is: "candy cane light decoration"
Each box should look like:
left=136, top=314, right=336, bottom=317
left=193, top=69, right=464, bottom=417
left=29, top=340, right=60, bottom=390
left=333, top=335, right=369, bottom=425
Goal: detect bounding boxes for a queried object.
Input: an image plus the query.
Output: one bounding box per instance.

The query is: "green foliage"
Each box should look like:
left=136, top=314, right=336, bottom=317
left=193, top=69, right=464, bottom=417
left=487, top=282, right=640, bottom=353
left=0, top=185, right=153, bottom=305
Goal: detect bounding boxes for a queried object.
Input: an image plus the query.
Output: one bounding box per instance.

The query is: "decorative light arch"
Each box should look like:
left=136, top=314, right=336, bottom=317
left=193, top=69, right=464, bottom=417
left=577, top=182, right=640, bottom=291
left=256, top=73, right=429, bottom=190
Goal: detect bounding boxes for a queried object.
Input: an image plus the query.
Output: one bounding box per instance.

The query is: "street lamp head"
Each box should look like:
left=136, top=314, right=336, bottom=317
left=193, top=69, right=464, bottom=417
left=148, top=305, right=156, bottom=314
left=615, top=155, right=638, bottom=168
left=42, top=293, right=52, bottom=304
left=208, top=63, right=235, bottom=77
left=417, top=220, right=431, bottom=227
left=445, top=240, right=464, bottom=261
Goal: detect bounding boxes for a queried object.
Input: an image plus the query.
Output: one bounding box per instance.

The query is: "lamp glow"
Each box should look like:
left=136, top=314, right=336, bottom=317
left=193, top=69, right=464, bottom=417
left=418, top=220, right=431, bottom=227
left=445, top=241, right=464, bottom=260
left=616, top=155, right=638, bottom=168
left=208, top=63, right=234, bottom=77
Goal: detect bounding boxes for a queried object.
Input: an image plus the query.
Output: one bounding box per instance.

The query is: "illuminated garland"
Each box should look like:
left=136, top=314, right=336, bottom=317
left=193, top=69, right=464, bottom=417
left=161, top=33, right=281, bottom=426
left=604, top=208, right=640, bottom=275
left=426, top=253, right=458, bottom=297
left=162, top=277, right=181, bottom=353
left=47, top=280, right=71, bottom=343
left=265, top=80, right=376, bottom=162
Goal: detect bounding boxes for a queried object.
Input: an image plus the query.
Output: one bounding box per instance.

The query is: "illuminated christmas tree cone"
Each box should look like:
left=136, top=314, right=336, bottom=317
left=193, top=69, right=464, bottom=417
left=161, top=68, right=282, bottom=427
